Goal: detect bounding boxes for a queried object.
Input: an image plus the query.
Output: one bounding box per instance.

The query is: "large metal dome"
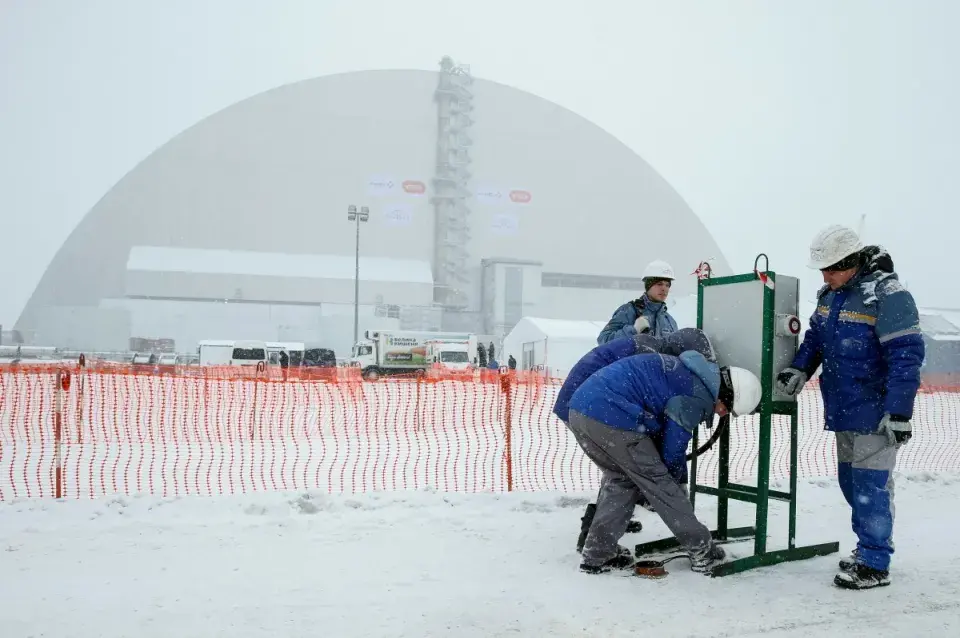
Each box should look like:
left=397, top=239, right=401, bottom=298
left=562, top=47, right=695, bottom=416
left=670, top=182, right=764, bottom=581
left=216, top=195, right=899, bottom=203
left=16, top=67, right=729, bottom=347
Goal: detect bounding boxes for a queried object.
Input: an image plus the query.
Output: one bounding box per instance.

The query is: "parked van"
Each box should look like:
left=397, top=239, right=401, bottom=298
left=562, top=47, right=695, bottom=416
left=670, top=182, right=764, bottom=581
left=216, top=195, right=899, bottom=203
left=229, top=340, right=268, bottom=367
left=198, top=340, right=269, bottom=367
left=266, top=341, right=305, bottom=367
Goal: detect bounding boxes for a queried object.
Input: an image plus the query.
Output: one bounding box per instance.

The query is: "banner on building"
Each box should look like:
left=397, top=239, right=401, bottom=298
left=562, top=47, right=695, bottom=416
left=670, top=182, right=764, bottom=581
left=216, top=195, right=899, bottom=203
left=383, top=203, right=414, bottom=227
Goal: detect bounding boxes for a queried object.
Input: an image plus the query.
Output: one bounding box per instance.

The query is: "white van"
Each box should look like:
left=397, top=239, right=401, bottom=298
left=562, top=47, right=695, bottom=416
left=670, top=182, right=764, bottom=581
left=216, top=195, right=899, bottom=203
left=198, top=340, right=234, bottom=366
left=198, top=340, right=269, bottom=367
left=229, top=340, right=269, bottom=367
left=266, top=341, right=305, bottom=367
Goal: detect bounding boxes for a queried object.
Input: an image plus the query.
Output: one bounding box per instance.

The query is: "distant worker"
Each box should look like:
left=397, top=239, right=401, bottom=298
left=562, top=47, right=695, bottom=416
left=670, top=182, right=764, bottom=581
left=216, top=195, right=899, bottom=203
left=597, top=260, right=679, bottom=344
left=508, top=354, right=517, bottom=370
left=477, top=343, right=488, bottom=368
left=776, top=225, right=924, bottom=590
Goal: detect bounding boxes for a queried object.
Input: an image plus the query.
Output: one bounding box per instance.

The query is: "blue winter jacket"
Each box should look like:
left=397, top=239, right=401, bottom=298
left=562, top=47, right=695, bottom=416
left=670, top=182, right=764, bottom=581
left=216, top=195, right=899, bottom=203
left=553, top=329, right=717, bottom=423
left=597, top=295, right=679, bottom=344
left=568, top=351, right=719, bottom=482
left=790, top=247, right=925, bottom=433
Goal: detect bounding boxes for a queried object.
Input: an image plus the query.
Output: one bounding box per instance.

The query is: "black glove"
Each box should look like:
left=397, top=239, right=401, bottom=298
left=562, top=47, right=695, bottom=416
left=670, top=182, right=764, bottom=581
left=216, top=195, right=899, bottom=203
left=878, top=413, right=912, bottom=447
left=775, top=367, right=808, bottom=397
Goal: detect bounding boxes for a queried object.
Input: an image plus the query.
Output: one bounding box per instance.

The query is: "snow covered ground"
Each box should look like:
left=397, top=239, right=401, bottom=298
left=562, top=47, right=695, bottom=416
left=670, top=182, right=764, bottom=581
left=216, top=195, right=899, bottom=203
left=3, top=472, right=960, bottom=637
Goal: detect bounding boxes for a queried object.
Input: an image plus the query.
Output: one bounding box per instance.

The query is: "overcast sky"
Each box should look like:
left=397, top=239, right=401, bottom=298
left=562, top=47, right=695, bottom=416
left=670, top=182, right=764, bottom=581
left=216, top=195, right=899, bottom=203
left=2, top=0, right=957, bottom=326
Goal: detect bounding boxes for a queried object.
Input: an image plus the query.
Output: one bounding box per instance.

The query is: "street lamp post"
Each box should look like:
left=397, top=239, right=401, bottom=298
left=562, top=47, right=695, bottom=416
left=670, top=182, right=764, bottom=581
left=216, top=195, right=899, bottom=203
left=347, top=204, right=370, bottom=346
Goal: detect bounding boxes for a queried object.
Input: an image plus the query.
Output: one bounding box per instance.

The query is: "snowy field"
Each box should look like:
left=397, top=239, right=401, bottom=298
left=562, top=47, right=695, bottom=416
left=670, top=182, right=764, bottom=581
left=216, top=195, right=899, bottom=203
left=3, top=472, right=960, bottom=637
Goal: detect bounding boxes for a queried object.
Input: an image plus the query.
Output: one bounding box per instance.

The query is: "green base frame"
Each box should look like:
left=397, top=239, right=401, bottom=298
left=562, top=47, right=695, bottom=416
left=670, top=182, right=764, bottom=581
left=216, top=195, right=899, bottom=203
left=635, top=525, right=756, bottom=556
left=633, top=270, right=840, bottom=577
left=635, top=526, right=838, bottom=577
left=710, top=541, right=839, bottom=577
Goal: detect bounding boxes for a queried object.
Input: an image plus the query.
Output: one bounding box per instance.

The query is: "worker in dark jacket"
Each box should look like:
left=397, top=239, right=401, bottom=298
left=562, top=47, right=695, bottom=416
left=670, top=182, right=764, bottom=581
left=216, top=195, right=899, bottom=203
left=777, top=225, right=925, bottom=590
left=553, top=328, right=717, bottom=553
left=597, top=260, right=679, bottom=344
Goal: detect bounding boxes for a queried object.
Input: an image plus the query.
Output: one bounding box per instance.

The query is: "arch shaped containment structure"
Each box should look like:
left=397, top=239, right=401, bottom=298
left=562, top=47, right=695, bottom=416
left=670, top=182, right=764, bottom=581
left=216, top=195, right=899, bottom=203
left=16, top=65, right=730, bottom=353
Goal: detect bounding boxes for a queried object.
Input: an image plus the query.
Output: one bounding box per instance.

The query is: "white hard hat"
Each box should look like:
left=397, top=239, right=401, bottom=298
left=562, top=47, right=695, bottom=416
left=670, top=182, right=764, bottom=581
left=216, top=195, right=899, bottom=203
left=807, top=225, right=863, bottom=270
left=722, top=367, right=762, bottom=418
left=642, top=260, right=675, bottom=280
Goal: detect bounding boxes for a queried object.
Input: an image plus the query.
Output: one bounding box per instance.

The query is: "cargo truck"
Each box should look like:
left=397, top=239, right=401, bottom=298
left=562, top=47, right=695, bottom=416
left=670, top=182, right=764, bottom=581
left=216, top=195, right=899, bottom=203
left=350, top=330, right=478, bottom=379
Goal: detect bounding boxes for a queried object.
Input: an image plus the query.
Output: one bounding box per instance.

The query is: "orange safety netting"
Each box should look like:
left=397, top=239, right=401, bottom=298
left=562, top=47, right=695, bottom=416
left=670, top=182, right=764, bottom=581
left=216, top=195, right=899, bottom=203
left=2, top=364, right=958, bottom=500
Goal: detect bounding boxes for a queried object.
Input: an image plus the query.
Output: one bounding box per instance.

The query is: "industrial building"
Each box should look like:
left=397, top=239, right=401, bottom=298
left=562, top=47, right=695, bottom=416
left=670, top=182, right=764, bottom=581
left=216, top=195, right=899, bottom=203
left=14, top=59, right=734, bottom=357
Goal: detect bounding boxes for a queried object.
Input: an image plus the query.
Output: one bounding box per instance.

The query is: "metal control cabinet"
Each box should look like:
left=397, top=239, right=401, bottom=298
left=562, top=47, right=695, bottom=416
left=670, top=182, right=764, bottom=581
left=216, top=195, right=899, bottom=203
left=635, top=256, right=838, bottom=577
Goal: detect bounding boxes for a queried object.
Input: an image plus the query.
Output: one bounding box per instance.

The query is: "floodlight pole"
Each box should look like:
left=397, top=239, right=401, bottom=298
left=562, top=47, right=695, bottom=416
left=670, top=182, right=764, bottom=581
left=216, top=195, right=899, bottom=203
left=347, top=205, right=370, bottom=346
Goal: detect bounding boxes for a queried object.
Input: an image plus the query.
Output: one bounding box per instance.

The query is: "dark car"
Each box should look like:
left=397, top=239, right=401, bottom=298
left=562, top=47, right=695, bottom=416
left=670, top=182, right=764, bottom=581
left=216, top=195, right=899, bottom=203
left=302, top=347, right=337, bottom=368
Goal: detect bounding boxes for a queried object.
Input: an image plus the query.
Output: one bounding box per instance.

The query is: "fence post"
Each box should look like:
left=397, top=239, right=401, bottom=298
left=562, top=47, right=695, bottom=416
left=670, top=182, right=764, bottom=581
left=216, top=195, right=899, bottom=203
left=251, top=362, right=265, bottom=439
left=54, top=369, right=67, bottom=499
left=415, top=374, right=422, bottom=434
left=77, top=354, right=85, bottom=446
left=500, top=370, right=514, bottom=492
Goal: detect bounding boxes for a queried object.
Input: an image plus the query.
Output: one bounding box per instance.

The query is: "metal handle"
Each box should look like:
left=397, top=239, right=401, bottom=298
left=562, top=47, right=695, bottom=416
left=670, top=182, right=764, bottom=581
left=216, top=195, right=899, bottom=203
left=754, top=253, right=770, bottom=273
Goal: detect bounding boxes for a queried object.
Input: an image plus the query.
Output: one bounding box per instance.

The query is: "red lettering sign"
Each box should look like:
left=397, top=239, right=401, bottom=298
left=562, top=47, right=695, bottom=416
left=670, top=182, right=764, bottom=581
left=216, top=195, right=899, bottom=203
left=509, top=190, right=531, bottom=204
left=403, top=180, right=426, bottom=194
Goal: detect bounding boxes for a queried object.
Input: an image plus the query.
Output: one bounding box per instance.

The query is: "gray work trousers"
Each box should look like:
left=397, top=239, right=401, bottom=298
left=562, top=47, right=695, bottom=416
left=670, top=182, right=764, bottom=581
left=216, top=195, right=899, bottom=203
left=568, top=409, right=712, bottom=566
left=835, top=431, right=898, bottom=571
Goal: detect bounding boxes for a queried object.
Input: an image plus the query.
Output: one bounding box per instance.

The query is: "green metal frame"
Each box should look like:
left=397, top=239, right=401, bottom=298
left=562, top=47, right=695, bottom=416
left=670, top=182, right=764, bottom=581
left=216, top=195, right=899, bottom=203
left=636, top=268, right=838, bottom=576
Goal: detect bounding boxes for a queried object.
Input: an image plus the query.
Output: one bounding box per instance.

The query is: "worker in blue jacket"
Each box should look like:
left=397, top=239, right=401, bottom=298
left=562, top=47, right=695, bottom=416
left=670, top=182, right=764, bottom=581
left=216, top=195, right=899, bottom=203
left=553, top=328, right=718, bottom=553
left=777, top=225, right=925, bottom=590
left=567, top=350, right=761, bottom=574
left=597, top=260, right=679, bottom=344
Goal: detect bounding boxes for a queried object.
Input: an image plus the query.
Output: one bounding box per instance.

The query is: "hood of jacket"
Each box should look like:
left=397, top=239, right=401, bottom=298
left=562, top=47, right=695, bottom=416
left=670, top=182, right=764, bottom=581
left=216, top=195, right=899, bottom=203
left=678, top=351, right=721, bottom=401
left=663, top=328, right=717, bottom=363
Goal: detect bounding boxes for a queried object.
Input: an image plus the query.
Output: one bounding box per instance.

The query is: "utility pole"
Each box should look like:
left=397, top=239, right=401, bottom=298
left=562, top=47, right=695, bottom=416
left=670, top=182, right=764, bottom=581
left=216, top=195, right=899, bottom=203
left=347, top=204, right=370, bottom=346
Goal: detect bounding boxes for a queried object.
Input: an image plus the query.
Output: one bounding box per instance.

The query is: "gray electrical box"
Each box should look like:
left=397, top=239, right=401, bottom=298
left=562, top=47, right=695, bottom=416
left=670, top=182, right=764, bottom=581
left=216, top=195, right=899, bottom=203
left=698, top=270, right=802, bottom=407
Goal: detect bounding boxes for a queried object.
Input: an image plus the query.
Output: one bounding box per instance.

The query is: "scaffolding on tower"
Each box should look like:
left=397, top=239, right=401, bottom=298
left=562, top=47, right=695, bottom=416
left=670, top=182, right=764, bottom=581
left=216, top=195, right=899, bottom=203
left=431, top=56, right=475, bottom=310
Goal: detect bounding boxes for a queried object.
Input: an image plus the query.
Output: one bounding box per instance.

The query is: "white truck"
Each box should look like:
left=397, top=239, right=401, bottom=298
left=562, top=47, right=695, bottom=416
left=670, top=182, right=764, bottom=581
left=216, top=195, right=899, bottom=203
left=350, top=330, right=478, bottom=379
left=424, top=338, right=477, bottom=371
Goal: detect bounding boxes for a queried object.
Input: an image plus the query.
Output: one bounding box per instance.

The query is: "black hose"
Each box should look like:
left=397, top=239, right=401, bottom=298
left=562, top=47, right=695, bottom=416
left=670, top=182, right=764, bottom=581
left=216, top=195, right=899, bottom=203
left=685, top=414, right=728, bottom=461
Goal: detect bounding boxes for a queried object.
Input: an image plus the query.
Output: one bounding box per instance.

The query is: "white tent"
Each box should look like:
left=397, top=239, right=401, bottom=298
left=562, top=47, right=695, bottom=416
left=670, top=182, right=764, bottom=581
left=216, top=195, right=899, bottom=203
left=502, top=317, right=607, bottom=378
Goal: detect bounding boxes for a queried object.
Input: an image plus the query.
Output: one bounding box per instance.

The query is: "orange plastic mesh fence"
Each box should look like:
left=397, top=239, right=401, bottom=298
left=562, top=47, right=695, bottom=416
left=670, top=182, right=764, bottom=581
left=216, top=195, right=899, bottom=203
left=2, top=365, right=958, bottom=500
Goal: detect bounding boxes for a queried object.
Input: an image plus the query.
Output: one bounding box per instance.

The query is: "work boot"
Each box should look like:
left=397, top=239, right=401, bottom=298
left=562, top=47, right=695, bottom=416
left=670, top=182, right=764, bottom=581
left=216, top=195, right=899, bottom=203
left=580, top=553, right=635, bottom=574
left=834, top=564, right=891, bottom=590
left=576, top=503, right=597, bottom=553
left=838, top=548, right=858, bottom=572
left=578, top=503, right=641, bottom=554
left=689, top=542, right=726, bottom=574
